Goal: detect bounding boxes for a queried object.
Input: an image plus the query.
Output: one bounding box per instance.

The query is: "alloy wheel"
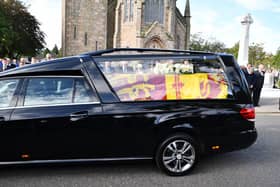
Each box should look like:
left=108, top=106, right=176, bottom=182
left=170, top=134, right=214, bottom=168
left=162, top=140, right=196, bottom=173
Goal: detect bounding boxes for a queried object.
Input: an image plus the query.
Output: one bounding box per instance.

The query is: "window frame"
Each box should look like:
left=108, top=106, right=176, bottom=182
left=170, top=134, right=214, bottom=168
left=94, top=55, right=236, bottom=103
left=15, top=76, right=100, bottom=108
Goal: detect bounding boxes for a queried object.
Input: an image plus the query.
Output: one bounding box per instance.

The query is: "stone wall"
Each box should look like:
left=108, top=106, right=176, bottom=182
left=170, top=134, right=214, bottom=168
left=62, top=0, right=108, bottom=56
left=175, top=18, right=187, bottom=49
left=107, top=0, right=117, bottom=49
left=119, top=1, right=137, bottom=48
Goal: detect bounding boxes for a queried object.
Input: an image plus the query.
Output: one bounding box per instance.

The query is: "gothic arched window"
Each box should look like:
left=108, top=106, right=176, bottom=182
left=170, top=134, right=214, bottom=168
left=144, top=0, right=164, bottom=24
left=124, top=0, right=134, bottom=22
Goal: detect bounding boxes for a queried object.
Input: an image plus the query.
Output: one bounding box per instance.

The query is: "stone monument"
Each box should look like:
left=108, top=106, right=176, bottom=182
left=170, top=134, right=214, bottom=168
left=237, top=14, right=253, bottom=66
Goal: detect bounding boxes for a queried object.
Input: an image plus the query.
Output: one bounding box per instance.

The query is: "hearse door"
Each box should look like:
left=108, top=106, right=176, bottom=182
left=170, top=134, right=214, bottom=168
left=11, top=104, right=103, bottom=161
left=0, top=78, right=31, bottom=162
left=10, top=77, right=104, bottom=161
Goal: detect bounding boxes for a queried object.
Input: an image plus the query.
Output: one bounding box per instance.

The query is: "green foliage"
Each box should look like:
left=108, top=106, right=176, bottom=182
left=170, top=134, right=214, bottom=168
left=58, top=47, right=63, bottom=58
left=0, top=4, right=16, bottom=56
left=42, top=48, right=51, bottom=58
left=272, top=48, right=280, bottom=69
left=226, top=43, right=239, bottom=59
left=190, top=33, right=280, bottom=69
left=248, top=43, right=266, bottom=67
left=0, top=0, right=45, bottom=58
left=276, top=80, right=280, bottom=88
left=52, top=45, right=59, bottom=56
left=189, top=33, right=226, bottom=53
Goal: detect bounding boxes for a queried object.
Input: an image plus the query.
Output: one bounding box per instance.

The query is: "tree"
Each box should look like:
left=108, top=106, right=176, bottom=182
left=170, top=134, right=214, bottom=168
left=58, top=47, right=63, bottom=58
left=272, top=48, right=280, bottom=69
left=0, top=4, right=16, bottom=56
left=0, top=0, right=45, bottom=58
left=248, top=43, right=266, bottom=67
left=189, top=34, right=279, bottom=69
left=189, top=33, right=226, bottom=53
left=52, top=45, right=59, bottom=56
left=42, top=48, right=51, bottom=58
left=227, top=42, right=274, bottom=68
left=226, top=42, right=239, bottom=59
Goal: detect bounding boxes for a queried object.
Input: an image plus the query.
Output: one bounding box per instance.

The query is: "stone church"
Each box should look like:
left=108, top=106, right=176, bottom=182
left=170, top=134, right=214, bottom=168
left=62, top=0, right=191, bottom=56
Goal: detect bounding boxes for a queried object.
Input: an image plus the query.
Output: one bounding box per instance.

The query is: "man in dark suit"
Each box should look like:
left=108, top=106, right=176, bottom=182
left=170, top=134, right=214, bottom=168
left=243, top=65, right=256, bottom=95
left=253, top=64, right=265, bottom=107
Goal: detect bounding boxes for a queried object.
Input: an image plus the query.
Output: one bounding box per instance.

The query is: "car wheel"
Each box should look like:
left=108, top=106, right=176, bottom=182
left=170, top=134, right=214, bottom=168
left=156, top=134, right=198, bottom=176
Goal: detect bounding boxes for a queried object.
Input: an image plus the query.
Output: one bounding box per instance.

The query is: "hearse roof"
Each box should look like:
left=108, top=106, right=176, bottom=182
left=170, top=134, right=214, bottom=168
left=0, top=48, right=235, bottom=78
left=82, top=48, right=217, bottom=57
left=0, top=56, right=82, bottom=78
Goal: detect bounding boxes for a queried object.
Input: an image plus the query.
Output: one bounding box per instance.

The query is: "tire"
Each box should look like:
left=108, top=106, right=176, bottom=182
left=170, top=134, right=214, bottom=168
left=155, top=134, right=199, bottom=176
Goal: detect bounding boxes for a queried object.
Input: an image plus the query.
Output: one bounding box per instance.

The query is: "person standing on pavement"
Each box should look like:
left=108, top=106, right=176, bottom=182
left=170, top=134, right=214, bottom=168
left=253, top=64, right=265, bottom=107
left=244, top=65, right=256, bottom=95
left=45, top=53, right=53, bottom=61
left=6, top=58, right=17, bottom=70
left=5, top=58, right=16, bottom=70
left=272, top=68, right=279, bottom=88
left=0, top=58, right=3, bottom=72
left=19, top=58, right=26, bottom=67
left=31, top=57, right=38, bottom=64
left=1, top=58, right=8, bottom=71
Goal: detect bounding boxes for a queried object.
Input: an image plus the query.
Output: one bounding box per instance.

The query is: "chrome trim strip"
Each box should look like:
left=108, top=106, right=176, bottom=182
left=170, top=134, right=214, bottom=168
left=0, top=102, right=101, bottom=111
left=0, top=157, right=153, bottom=165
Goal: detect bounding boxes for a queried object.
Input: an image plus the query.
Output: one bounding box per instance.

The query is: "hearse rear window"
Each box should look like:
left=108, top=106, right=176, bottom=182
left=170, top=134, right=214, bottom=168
left=97, top=58, right=233, bottom=102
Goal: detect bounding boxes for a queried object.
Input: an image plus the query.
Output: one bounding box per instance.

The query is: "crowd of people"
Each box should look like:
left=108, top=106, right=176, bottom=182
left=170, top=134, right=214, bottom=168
left=0, top=53, right=53, bottom=72
left=242, top=63, right=280, bottom=107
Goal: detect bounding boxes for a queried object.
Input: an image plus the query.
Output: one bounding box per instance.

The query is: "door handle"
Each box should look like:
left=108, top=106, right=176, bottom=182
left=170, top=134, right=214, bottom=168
left=70, top=111, right=88, bottom=122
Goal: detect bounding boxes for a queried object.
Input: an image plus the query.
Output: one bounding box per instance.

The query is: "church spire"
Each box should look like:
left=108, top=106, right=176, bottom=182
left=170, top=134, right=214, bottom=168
left=184, top=0, right=191, bottom=49
left=184, top=0, right=190, bottom=17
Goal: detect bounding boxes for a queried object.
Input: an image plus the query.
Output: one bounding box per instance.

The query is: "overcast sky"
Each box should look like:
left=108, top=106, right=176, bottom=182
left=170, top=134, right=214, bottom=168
left=21, top=0, right=280, bottom=54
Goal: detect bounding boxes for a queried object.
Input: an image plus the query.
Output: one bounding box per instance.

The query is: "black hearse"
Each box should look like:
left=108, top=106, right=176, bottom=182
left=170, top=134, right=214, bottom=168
left=0, top=48, right=257, bottom=176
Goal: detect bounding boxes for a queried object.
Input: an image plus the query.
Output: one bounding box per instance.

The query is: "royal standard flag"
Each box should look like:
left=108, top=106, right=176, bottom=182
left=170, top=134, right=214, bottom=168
left=106, top=73, right=228, bottom=101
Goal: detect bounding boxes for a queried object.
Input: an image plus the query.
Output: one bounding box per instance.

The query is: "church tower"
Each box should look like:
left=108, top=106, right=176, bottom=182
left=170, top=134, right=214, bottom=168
left=62, top=0, right=113, bottom=56
left=113, top=0, right=191, bottom=50
left=62, top=0, right=191, bottom=56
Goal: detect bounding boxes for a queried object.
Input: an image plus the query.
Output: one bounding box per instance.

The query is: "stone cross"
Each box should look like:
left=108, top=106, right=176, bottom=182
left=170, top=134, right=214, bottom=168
left=237, top=14, right=254, bottom=67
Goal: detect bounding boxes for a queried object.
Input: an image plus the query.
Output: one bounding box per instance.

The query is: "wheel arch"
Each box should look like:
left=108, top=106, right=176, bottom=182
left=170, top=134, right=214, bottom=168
left=154, top=123, right=205, bottom=156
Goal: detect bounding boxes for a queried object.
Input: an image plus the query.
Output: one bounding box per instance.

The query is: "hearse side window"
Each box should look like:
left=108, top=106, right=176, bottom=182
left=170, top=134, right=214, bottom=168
left=24, top=78, right=74, bottom=106
left=74, top=78, right=96, bottom=103
left=0, top=79, right=19, bottom=108
left=97, top=58, right=233, bottom=102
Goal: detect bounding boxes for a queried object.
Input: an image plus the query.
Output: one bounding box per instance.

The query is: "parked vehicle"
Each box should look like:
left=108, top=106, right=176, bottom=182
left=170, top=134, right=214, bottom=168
left=0, top=48, right=257, bottom=176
